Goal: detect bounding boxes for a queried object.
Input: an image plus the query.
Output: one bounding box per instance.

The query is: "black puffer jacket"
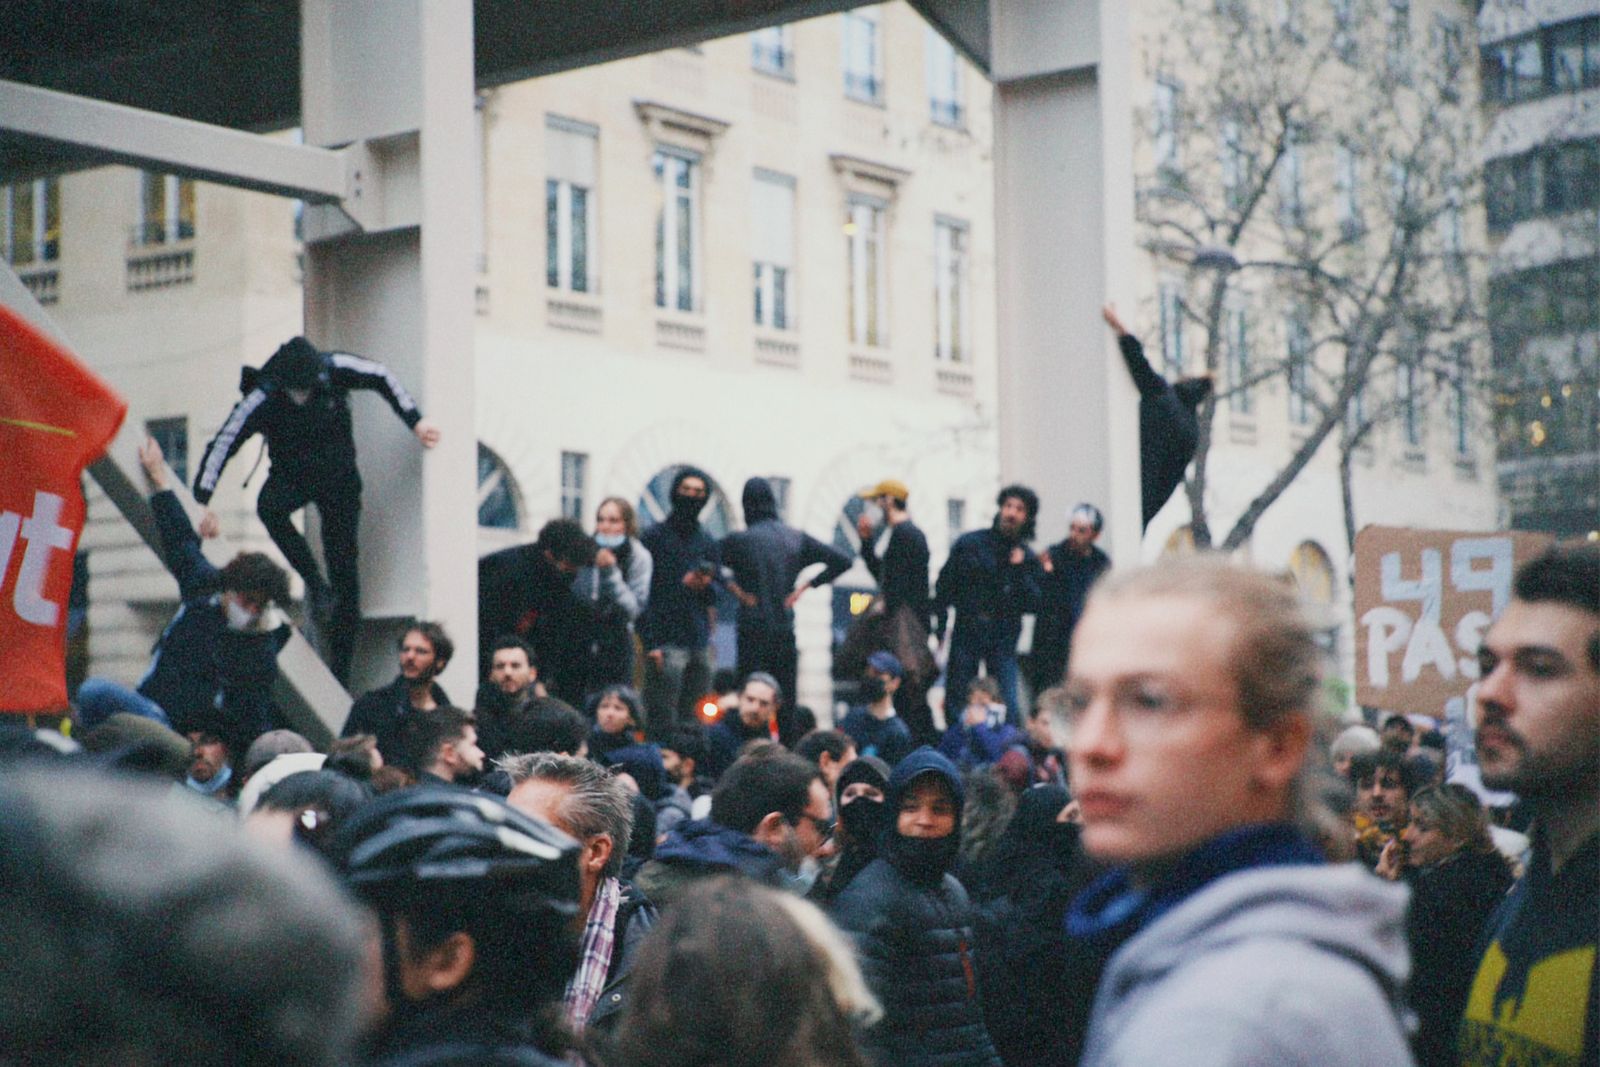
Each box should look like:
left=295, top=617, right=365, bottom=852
left=828, top=748, right=1001, bottom=1067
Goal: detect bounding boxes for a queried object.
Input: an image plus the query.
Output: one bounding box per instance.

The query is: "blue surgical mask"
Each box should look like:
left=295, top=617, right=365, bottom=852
left=595, top=532, right=626, bottom=549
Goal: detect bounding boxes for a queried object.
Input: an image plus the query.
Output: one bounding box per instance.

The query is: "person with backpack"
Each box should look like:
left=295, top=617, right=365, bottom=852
left=192, top=336, right=440, bottom=683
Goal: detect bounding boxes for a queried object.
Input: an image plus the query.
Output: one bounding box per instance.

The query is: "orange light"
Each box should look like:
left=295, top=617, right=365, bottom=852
left=698, top=698, right=722, bottom=722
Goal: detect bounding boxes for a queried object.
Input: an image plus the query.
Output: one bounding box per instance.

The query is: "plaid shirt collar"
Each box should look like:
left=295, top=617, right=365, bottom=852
left=563, top=876, right=621, bottom=1030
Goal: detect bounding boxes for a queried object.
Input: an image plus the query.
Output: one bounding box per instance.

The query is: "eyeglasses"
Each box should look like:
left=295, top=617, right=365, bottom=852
left=1057, top=680, right=1233, bottom=743
left=794, top=811, right=837, bottom=840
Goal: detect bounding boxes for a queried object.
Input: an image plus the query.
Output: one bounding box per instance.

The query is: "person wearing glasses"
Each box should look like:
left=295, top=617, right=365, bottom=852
left=829, top=747, right=1002, bottom=1067
left=1059, top=558, right=1411, bottom=1067
left=634, top=750, right=834, bottom=908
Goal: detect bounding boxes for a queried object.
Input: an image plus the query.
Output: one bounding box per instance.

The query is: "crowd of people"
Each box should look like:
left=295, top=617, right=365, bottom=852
left=4, top=335, right=1596, bottom=1066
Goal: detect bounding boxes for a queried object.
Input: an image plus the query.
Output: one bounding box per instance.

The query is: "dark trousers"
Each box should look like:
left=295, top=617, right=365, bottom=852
left=257, top=468, right=361, bottom=684
left=946, top=619, right=1022, bottom=728
left=737, top=626, right=800, bottom=745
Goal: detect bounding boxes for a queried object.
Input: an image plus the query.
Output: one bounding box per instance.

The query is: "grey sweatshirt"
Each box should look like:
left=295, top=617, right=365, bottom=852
left=1080, top=863, right=1415, bottom=1067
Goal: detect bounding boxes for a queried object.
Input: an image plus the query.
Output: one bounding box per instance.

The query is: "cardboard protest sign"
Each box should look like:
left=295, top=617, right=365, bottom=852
left=1354, top=525, right=1553, bottom=719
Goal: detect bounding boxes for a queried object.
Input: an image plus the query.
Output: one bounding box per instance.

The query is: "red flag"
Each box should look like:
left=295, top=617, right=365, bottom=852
left=0, top=303, right=126, bottom=714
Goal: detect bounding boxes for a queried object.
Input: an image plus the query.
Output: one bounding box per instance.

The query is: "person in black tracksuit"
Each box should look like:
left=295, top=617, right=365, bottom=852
left=193, top=336, right=440, bottom=684
left=719, top=477, right=851, bottom=745
left=1103, top=303, right=1213, bottom=529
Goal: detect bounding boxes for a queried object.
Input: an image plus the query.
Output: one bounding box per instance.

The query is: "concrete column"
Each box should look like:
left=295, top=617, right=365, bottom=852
left=300, top=0, right=479, bottom=699
left=990, top=0, right=1141, bottom=559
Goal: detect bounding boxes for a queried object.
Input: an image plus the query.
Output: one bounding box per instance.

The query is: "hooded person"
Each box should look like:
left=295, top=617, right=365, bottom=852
left=638, top=466, right=722, bottom=732
left=813, top=755, right=892, bottom=904
left=969, top=784, right=1104, bottom=1067
left=719, top=477, right=851, bottom=745
left=1102, top=304, right=1214, bottom=529
left=827, top=748, right=1002, bottom=1067
left=192, top=336, right=440, bottom=684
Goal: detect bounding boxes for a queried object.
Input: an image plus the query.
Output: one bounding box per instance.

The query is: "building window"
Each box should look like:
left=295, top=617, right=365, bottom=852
left=1548, top=17, right=1600, bottom=93
left=136, top=173, right=195, bottom=246
left=1399, top=360, right=1423, bottom=448
left=1482, top=35, right=1545, bottom=105
left=478, top=444, right=523, bottom=530
left=1485, top=138, right=1600, bottom=233
left=1226, top=303, right=1252, bottom=416
left=1440, top=184, right=1464, bottom=259
left=1335, top=144, right=1362, bottom=239
left=846, top=197, right=886, bottom=347
left=3, top=179, right=60, bottom=266
left=926, top=29, right=963, bottom=127
left=752, top=171, right=796, bottom=331
left=934, top=218, right=969, bottom=363
left=843, top=8, right=883, bottom=104
left=1277, top=132, right=1303, bottom=226
left=1159, top=281, right=1185, bottom=377
left=654, top=150, right=700, bottom=312
left=946, top=498, right=966, bottom=545
left=1451, top=345, right=1473, bottom=458
left=560, top=451, right=589, bottom=522
left=751, top=25, right=794, bottom=78
left=546, top=117, right=598, bottom=294
left=1332, top=0, right=1358, bottom=63
left=1385, top=0, right=1411, bottom=75
left=1220, top=118, right=1247, bottom=211
left=145, top=417, right=188, bottom=485
left=1153, top=79, right=1182, bottom=180
left=1286, top=314, right=1312, bottom=426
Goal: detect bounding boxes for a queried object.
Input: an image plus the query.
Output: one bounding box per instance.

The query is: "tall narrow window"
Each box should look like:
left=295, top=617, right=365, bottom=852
left=933, top=218, right=969, bottom=363
left=1226, top=303, right=1252, bottom=415
left=560, top=452, right=589, bottom=522
left=1220, top=118, right=1247, bottom=210
left=2, top=179, right=59, bottom=265
left=1335, top=144, right=1363, bottom=239
left=767, top=476, right=792, bottom=522
left=843, top=8, right=883, bottom=103
left=1277, top=133, right=1304, bottom=226
left=546, top=117, right=598, bottom=294
left=1451, top=345, right=1473, bottom=458
left=751, top=25, right=794, bottom=77
left=1399, top=359, right=1423, bottom=448
left=926, top=29, right=963, bottom=126
left=1287, top=314, right=1312, bottom=426
left=1386, top=0, right=1411, bottom=74
left=1154, top=80, right=1182, bottom=179
left=1159, top=281, right=1185, bottom=377
left=1332, top=0, right=1357, bottom=62
left=752, top=171, right=796, bottom=330
left=946, top=498, right=966, bottom=545
left=145, top=417, right=189, bottom=485
left=847, top=197, right=887, bottom=346
left=654, top=150, right=700, bottom=312
left=137, top=173, right=195, bottom=246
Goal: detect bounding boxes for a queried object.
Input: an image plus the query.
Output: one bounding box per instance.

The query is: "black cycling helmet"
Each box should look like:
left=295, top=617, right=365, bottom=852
left=328, top=787, right=582, bottom=923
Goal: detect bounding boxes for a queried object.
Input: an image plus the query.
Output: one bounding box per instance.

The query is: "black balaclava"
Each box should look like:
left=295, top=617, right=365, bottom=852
left=267, top=336, right=323, bottom=390
left=668, top=466, right=713, bottom=528
left=880, top=748, right=965, bottom=886
left=741, top=477, right=779, bottom=526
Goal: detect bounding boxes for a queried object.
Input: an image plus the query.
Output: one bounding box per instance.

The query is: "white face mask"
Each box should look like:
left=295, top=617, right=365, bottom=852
left=223, top=598, right=259, bottom=631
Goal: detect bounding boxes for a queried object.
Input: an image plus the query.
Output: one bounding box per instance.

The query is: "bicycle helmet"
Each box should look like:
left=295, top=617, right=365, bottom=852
left=329, top=786, right=581, bottom=920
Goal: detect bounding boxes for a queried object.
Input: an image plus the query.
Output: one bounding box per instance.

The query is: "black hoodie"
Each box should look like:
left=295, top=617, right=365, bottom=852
left=1119, top=332, right=1213, bottom=528
left=719, top=477, right=851, bottom=634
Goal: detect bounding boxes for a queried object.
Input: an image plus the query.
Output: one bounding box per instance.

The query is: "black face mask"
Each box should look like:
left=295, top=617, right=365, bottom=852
left=882, top=830, right=960, bottom=885
left=838, top=796, right=887, bottom=848
left=670, top=492, right=708, bottom=522
left=859, top=676, right=888, bottom=703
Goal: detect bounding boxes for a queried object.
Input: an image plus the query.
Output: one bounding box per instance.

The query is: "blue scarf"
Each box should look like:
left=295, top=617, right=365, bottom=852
left=185, top=763, right=233, bottom=797
left=1065, top=823, right=1323, bottom=947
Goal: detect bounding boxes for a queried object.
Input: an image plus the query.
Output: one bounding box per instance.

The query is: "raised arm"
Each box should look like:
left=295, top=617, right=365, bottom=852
left=1104, top=302, right=1164, bottom=397
left=327, top=351, right=439, bottom=446
left=141, top=436, right=220, bottom=600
